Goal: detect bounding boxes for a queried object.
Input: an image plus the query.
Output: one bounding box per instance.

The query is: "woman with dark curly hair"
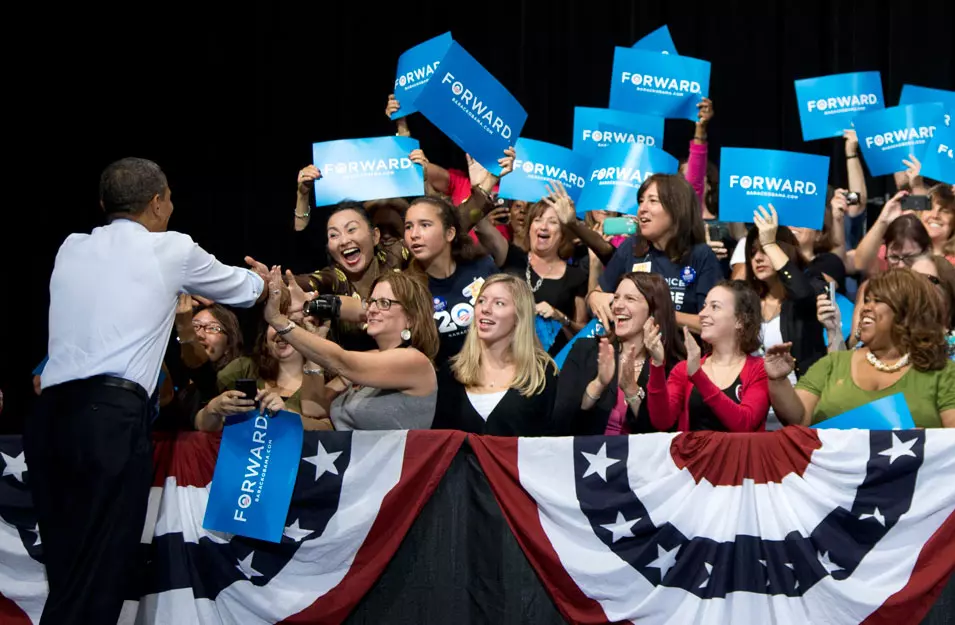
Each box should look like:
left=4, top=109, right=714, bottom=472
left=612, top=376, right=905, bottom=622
left=646, top=280, right=770, bottom=432
left=766, top=269, right=955, bottom=428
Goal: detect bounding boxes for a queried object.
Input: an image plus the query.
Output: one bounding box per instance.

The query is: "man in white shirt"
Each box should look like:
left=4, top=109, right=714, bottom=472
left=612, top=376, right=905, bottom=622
left=23, top=157, right=268, bottom=625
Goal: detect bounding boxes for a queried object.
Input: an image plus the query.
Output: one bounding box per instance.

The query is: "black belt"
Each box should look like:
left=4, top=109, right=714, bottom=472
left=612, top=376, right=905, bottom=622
left=55, top=375, right=150, bottom=404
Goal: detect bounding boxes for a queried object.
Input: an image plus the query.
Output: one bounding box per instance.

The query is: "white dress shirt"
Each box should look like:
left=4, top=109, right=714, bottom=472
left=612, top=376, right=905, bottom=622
left=42, top=219, right=264, bottom=395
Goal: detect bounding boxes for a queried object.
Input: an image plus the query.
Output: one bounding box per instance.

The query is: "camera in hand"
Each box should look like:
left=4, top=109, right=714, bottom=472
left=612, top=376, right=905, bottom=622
left=303, top=294, right=342, bottom=320
left=842, top=190, right=860, bottom=206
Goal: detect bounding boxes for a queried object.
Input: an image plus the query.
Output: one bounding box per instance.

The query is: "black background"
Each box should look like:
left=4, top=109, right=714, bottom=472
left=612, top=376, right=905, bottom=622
left=5, top=1, right=954, bottom=430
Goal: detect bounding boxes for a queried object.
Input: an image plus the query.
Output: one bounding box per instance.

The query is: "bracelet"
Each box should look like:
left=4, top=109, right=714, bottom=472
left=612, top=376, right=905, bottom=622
left=303, top=367, right=324, bottom=376
left=584, top=386, right=602, bottom=402
left=846, top=154, right=858, bottom=159
left=624, top=388, right=646, bottom=403
left=294, top=210, right=310, bottom=219
left=276, top=320, right=297, bottom=336
left=177, top=336, right=195, bottom=345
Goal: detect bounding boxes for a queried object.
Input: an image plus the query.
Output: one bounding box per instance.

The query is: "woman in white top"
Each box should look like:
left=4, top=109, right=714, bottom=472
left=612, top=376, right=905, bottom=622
left=432, top=274, right=559, bottom=435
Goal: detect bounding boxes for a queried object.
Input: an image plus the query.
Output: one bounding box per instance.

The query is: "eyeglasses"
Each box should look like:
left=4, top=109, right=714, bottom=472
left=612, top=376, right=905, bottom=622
left=365, top=297, right=402, bottom=311
left=192, top=323, right=225, bottom=335
left=885, top=252, right=923, bottom=266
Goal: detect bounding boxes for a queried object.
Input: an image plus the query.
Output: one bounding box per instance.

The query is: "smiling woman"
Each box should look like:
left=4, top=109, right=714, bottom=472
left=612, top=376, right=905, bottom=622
left=433, top=274, right=560, bottom=435
left=263, top=267, right=439, bottom=431
left=767, top=269, right=955, bottom=429
left=289, top=201, right=411, bottom=353
left=588, top=174, right=721, bottom=335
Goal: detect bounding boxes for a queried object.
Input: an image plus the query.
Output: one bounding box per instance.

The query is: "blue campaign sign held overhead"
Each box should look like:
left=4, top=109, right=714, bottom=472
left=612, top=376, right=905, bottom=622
left=852, top=103, right=945, bottom=177
left=499, top=138, right=588, bottom=203
left=415, top=41, right=527, bottom=175
left=575, top=143, right=678, bottom=216
left=311, top=137, right=424, bottom=206
left=391, top=32, right=453, bottom=120
left=609, top=47, right=710, bottom=122
left=794, top=71, right=884, bottom=141
left=899, top=84, right=955, bottom=111
left=631, top=25, right=677, bottom=55
left=572, top=107, right=665, bottom=157
left=718, top=147, right=830, bottom=230
left=203, top=410, right=304, bottom=543
left=920, top=117, right=955, bottom=185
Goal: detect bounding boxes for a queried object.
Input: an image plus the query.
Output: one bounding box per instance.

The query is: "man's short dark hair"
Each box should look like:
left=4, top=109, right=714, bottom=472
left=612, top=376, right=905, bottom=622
left=99, top=157, right=168, bottom=215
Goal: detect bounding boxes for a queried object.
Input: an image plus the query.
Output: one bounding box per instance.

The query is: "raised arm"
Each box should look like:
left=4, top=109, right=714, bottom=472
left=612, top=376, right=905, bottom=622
left=843, top=130, right=868, bottom=217
left=263, top=267, right=435, bottom=395
left=851, top=191, right=907, bottom=273
left=182, top=238, right=265, bottom=307
left=294, top=165, right=322, bottom=232
left=546, top=181, right=616, bottom=264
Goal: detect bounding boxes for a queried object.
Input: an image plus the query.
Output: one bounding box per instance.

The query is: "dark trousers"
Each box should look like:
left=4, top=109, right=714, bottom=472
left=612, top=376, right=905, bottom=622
left=23, top=377, right=153, bottom=625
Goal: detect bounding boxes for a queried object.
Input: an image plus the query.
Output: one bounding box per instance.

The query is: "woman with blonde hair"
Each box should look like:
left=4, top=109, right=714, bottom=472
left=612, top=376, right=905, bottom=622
left=433, top=274, right=559, bottom=435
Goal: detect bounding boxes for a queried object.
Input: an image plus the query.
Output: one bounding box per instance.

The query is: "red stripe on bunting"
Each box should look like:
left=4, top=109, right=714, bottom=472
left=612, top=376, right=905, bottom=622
left=670, top=426, right=822, bottom=486
left=861, top=507, right=955, bottom=625
left=151, top=431, right=220, bottom=488
left=469, top=435, right=627, bottom=625
left=0, top=594, right=31, bottom=625
left=279, top=429, right=466, bottom=625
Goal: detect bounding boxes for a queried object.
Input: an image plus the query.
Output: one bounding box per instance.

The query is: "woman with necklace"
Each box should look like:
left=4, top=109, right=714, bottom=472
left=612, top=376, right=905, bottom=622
left=646, top=281, right=770, bottom=432
left=553, top=273, right=685, bottom=435
left=432, top=274, right=559, bottom=435
left=766, top=269, right=955, bottom=429
left=474, top=183, right=590, bottom=355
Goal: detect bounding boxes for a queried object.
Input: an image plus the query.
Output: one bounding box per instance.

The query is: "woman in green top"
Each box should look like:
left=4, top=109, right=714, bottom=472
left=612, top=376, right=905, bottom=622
left=765, top=269, right=955, bottom=429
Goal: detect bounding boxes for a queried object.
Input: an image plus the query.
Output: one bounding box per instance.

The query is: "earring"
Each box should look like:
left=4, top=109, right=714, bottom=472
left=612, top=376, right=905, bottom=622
left=400, top=328, right=411, bottom=341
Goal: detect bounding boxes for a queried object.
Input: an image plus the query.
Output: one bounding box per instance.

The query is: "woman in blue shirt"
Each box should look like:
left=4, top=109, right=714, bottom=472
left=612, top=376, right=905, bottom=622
left=587, top=174, right=721, bottom=334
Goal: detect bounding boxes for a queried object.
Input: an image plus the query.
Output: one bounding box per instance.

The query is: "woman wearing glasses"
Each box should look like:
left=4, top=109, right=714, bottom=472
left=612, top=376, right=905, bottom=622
left=850, top=192, right=932, bottom=274
left=160, top=300, right=244, bottom=430
left=262, top=267, right=439, bottom=431
left=197, top=300, right=313, bottom=431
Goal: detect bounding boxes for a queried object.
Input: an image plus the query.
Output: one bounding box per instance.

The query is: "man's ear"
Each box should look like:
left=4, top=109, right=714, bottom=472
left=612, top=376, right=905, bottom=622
left=147, top=193, right=163, bottom=217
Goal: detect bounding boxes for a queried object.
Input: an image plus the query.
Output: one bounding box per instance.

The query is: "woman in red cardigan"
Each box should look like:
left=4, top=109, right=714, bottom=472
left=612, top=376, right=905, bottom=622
left=645, top=280, right=770, bottom=431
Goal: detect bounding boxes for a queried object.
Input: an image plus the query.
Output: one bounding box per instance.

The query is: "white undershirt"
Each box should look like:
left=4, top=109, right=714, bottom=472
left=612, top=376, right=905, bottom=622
left=760, top=316, right=797, bottom=431
left=467, top=390, right=507, bottom=421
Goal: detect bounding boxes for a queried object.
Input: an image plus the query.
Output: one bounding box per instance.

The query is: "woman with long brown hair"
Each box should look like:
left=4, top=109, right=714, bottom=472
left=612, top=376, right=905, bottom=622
left=404, top=195, right=499, bottom=363
left=743, top=205, right=828, bottom=381
left=767, top=269, right=955, bottom=428
left=587, top=174, right=721, bottom=334
left=554, top=272, right=685, bottom=435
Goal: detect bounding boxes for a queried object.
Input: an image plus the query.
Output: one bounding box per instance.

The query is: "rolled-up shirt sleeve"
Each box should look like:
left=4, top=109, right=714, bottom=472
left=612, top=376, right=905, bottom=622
left=179, top=237, right=264, bottom=307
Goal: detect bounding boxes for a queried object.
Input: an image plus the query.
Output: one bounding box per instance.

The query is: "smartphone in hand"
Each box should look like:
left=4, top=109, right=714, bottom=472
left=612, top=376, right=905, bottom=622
left=235, top=379, right=258, bottom=402
left=603, top=217, right=637, bottom=236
